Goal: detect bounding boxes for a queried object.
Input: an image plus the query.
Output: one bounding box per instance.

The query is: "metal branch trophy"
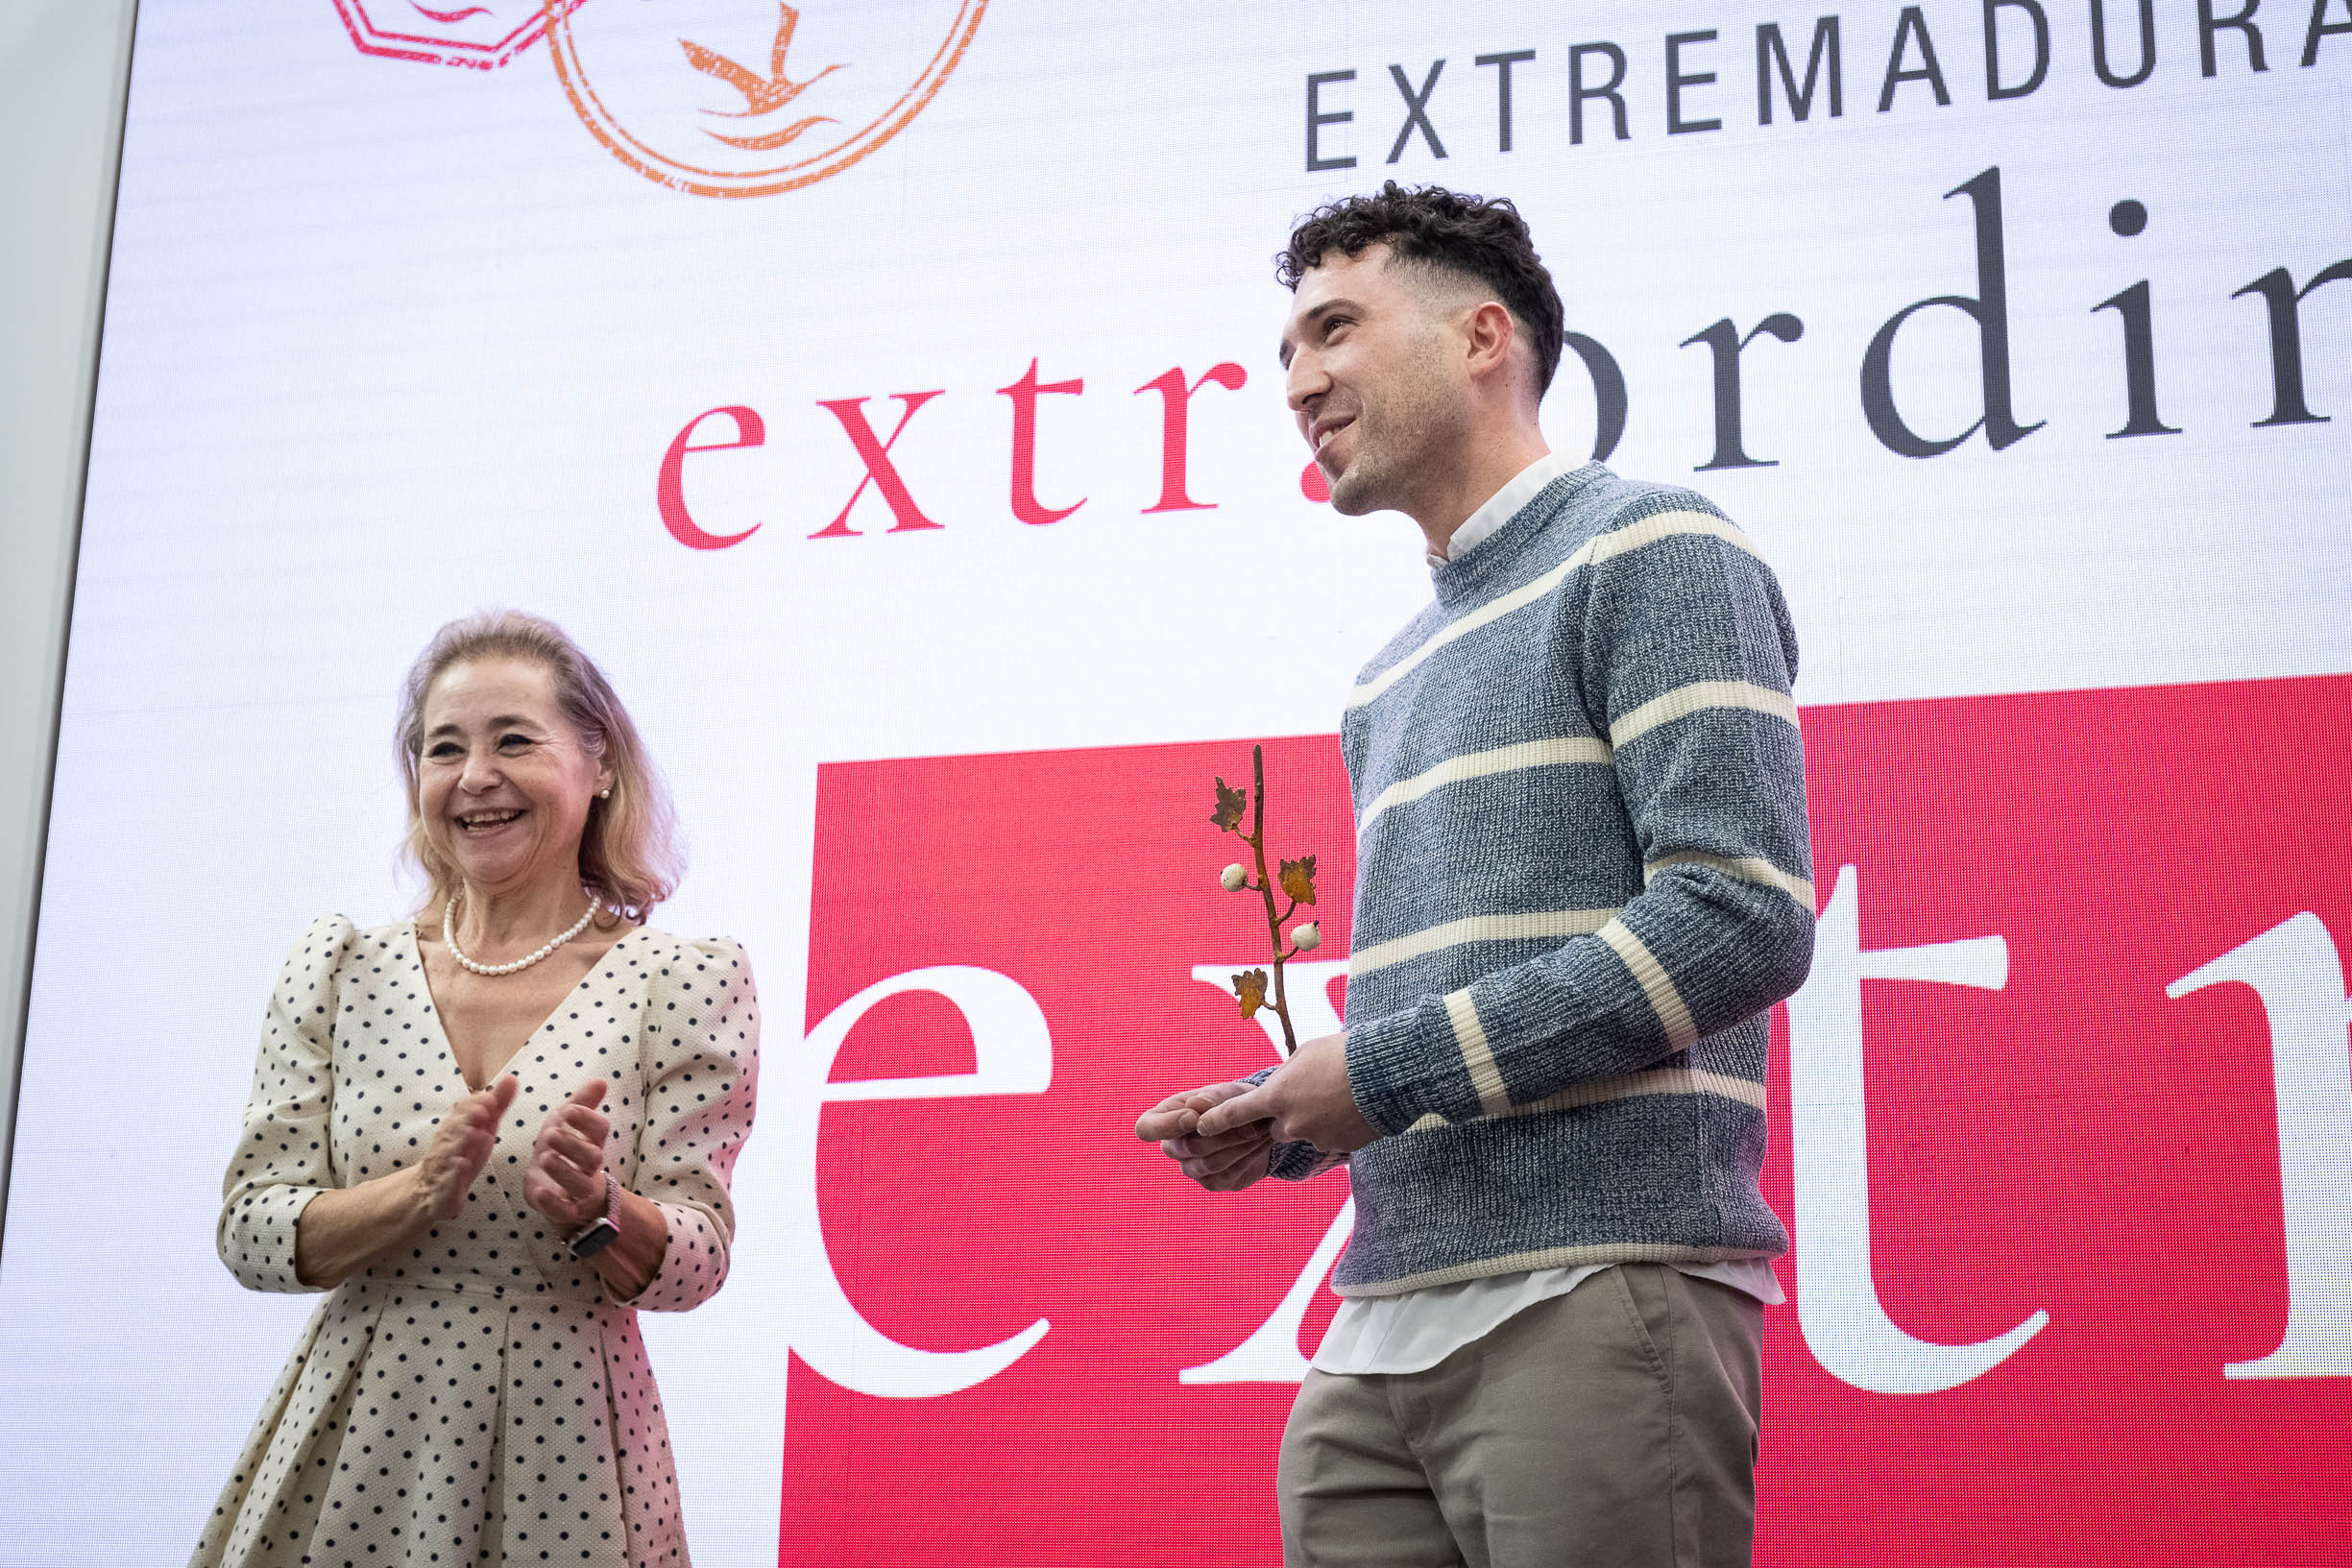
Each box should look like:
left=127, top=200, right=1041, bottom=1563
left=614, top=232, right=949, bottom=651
left=1210, top=745, right=1321, bottom=1059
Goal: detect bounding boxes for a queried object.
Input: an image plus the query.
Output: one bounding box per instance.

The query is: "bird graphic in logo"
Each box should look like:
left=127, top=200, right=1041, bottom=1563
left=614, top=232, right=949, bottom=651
left=680, top=4, right=844, bottom=152
left=547, top=0, right=989, bottom=199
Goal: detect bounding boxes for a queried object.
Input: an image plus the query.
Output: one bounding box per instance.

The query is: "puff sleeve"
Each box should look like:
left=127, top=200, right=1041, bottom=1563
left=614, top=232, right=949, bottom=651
left=621, top=936, right=760, bottom=1313
left=217, top=914, right=356, bottom=1293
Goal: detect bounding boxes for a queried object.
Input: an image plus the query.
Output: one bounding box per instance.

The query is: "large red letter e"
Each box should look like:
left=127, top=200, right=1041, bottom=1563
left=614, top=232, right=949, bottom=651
left=658, top=406, right=764, bottom=550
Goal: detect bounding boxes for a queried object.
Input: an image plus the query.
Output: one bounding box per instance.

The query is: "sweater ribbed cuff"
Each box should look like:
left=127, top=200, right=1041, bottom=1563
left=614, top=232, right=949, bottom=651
left=1344, top=996, right=1471, bottom=1136
left=1266, top=1141, right=1345, bottom=1182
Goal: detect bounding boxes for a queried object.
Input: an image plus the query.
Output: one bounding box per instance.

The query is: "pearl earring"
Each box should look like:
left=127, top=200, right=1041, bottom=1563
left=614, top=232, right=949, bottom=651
left=598, top=787, right=611, bottom=798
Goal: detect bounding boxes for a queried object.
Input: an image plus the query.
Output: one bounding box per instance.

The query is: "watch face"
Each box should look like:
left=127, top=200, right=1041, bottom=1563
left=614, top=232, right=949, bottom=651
left=568, top=1218, right=620, bottom=1260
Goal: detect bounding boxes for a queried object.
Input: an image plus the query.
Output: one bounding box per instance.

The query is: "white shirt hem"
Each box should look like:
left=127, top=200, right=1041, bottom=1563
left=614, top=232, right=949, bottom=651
left=1309, top=1257, right=1783, bottom=1376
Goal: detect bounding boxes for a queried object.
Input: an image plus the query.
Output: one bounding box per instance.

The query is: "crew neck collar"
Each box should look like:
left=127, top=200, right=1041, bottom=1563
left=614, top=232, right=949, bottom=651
left=1425, top=448, right=1579, bottom=570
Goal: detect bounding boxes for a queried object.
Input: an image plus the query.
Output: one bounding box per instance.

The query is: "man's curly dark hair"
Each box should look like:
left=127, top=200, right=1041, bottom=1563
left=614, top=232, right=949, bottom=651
left=1276, top=181, right=1564, bottom=396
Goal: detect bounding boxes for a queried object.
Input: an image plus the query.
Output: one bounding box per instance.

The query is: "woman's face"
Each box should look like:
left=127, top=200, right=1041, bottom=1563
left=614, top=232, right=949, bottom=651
left=416, top=657, right=610, bottom=904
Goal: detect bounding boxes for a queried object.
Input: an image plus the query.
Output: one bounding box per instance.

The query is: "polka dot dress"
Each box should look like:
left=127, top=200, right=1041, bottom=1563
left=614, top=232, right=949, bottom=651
left=191, top=914, right=759, bottom=1568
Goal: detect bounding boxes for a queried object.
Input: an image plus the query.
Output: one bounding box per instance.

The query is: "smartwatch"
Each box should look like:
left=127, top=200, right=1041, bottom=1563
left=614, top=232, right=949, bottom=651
left=567, top=1171, right=623, bottom=1260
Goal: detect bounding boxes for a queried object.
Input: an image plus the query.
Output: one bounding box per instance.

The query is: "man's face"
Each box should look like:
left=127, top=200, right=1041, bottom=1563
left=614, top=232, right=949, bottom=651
left=1278, top=245, right=1467, bottom=518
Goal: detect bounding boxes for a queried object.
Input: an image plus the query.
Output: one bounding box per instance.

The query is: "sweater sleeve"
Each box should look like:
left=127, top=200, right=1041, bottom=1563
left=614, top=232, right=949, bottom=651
left=1342, top=513, right=1815, bottom=1134
left=619, top=937, right=760, bottom=1313
left=217, top=914, right=358, bottom=1293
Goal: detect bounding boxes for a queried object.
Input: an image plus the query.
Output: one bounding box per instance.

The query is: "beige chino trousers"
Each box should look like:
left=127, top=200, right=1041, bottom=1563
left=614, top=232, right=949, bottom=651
left=1277, top=1264, right=1764, bottom=1568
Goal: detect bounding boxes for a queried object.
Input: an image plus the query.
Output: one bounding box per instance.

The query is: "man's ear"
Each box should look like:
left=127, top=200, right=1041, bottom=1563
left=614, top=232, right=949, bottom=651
left=1464, top=300, right=1517, bottom=381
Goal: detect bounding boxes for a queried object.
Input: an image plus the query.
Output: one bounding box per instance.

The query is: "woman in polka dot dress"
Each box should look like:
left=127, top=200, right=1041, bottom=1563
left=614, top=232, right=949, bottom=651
left=193, top=612, right=759, bottom=1568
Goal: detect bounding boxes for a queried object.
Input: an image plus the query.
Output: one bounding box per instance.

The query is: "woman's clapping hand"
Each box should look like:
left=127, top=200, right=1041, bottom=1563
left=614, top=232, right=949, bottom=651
left=418, top=1076, right=519, bottom=1221
left=523, top=1079, right=614, bottom=1230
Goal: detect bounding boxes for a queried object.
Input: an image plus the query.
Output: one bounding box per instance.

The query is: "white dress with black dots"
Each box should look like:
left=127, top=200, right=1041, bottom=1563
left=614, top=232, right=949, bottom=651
left=192, top=914, right=759, bottom=1568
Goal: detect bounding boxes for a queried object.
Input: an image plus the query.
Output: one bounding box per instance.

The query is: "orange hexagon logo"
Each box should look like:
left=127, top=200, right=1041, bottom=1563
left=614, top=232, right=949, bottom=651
left=546, top=1, right=988, bottom=199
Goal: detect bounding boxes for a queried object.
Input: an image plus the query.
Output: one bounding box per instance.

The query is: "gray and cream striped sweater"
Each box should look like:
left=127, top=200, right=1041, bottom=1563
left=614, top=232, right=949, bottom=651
left=1276, top=461, right=1815, bottom=1298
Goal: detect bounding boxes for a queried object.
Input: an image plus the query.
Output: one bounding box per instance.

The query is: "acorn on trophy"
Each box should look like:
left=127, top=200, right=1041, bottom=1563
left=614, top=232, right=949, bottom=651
left=1209, top=744, right=1321, bottom=1059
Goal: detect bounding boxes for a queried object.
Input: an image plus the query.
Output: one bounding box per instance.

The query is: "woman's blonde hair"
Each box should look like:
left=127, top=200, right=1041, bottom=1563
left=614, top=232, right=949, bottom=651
left=395, top=611, right=682, bottom=926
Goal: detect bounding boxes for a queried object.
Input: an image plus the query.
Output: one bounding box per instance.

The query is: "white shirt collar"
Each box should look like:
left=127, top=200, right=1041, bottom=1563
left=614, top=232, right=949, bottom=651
left=1426, top=449, right=1580, bottom=569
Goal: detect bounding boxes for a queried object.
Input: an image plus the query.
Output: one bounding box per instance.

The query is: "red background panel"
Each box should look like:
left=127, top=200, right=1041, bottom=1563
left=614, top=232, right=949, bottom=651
left=783, top=675, right=2352, bottom=1567
left=788, top=735, right=1356, bottom=1567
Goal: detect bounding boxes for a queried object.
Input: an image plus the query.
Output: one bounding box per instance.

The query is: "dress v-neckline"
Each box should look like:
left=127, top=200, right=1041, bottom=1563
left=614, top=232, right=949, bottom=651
left=404, top=921, right=639, bottom=1094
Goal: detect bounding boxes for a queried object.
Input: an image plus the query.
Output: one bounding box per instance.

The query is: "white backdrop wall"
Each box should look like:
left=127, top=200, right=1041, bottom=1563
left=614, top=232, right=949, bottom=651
left=4, top=3, right=2351, bottom=1564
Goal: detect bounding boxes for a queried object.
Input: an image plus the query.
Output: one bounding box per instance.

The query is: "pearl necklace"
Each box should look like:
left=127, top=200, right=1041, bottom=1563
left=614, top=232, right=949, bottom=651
left=444, top=893, right=598, bottom=977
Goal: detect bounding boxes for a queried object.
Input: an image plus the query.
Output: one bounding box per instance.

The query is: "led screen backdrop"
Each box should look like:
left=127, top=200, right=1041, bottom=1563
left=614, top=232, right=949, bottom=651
left=4, top=2, right=2350, bottom=1563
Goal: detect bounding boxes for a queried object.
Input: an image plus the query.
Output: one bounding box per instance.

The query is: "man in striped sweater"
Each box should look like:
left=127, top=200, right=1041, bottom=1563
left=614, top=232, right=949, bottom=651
left=1135, top=183, right=1815, bottom=1567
